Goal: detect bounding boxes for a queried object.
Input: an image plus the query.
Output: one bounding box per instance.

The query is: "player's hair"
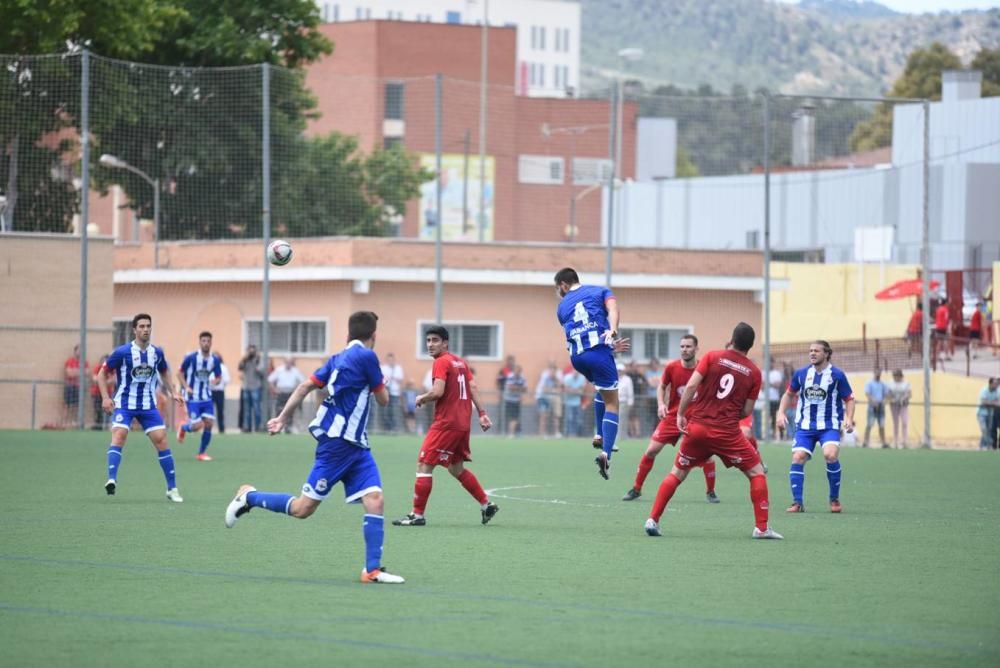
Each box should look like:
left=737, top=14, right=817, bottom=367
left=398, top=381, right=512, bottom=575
left=553, top=267, right=579, bottom=286
left=731, top=322, right=755, bottom=352
left=348, top=311, right=379, bottom=341
left=425, top=325, right=450, bottom=341
left=131, top=313, right=152, bottom=329
left=681, top=333, right=698, bottom=346
left=199, top=331, right=212, bottom=340
left=813, top=339, right=833, bottom=359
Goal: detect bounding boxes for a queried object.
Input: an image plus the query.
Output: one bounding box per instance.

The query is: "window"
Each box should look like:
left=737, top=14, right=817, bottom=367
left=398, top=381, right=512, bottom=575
left=562, top=28, right=570, bottom=52
left=383, top=136, right=403, bottom=149
left=519, top=155, right=564, bottom=184
left=112, top=320, right=131, bottom=347
left=417, top=322, right=500, bottom=360
left=446, top=10, right=461, bottom=24
left=539, top=26, right=546, bottom=50
left=531, top=26, right=537, bottom=49
left=246, top=320, right=327, bottom=355
left=384, top=82, right=404, bottom=120
left=538, top=63, right=545, bottom=87
left=333, top=4, right=339, bottom=21
left=617, top=327, right=691, bottom=363
left=572, top=158, right=613, bottom=185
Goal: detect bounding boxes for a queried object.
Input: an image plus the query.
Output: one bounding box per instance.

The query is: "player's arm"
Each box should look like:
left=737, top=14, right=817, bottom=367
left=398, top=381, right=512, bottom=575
left=176, top=363, right=192, bottom=397
left=676, top=369, right=704, bottom=432
left=842, top=395, right=856, bottom=432
left=416, top=378, right=445, bottom=407
left=159, top=368, right=181, bottom=404
left=605, top=297, right=620, bottom=339
left=776, top=389, right=795, bottom=429
left=740, top=398, right=755, bottom=419
left=97, top=363, right=114, bottom=414
left=469, top=378, right=493, bottom=432
left=267, top=377, right=320, bottom=435
left=656, top=381, right=670, bottom=419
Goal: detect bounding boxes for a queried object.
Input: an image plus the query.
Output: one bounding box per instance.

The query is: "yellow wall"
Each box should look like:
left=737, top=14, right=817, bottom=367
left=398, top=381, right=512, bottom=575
left=846, top=370, right=987, bottom=447
left=770, top=262, right=921, bottom=344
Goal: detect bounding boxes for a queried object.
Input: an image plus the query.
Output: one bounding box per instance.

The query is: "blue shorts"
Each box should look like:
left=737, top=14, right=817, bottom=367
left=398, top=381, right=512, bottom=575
left=301, top=437, right=382, bottom=504
left=186, top=400, right=216, bottom=422
left=793, top=428, right=842, bottom=457
left=571, top=348, right=618, bottom=391
left=112, top=408, right=165, bottom=434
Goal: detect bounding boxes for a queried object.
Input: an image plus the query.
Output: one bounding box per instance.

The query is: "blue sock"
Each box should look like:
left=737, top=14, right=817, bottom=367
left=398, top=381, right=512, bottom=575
left=106, top=445, right=123, bottom=480
left=199, top=428, right=212, bottom=455
left=602, top=412, right=619, bottom=460
left=247, top=490, right=294, bottom=515
left=181, top=424, right=191, bottom=433
left=157, top=449, right=176, bottom=489
left=593, top=394, right=606, bottom=439
left=790, top=462, right=805, bottom=504
left=363, top=514, right=385, bottom=572
left=826, top=461, right=842, bottom=500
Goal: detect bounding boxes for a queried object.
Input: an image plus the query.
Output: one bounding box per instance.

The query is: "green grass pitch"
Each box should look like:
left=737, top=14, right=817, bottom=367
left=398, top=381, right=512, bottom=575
left=1, top=430, right=998, bottom=667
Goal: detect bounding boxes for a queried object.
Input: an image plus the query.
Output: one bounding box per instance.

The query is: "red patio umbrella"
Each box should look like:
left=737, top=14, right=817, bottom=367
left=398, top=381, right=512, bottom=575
left=874, top=278, right=940, bottom=300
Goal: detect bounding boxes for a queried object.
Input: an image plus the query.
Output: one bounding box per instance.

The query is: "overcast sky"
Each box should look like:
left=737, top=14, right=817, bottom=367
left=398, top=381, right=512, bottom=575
left=779, top=1, right=998, bottom=12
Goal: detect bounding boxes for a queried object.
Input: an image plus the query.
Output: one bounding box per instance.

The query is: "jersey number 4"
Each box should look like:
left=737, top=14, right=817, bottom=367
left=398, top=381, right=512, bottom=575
left=570, top=302, right=595, bottom=355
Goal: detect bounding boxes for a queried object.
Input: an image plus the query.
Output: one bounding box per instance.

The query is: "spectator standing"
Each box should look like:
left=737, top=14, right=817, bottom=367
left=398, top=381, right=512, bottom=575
left=495, top=354, right=515, bottom=434
left=617, top=364, right=635, bottom=439
left=268, top=357, right=305, bottom=433
left=934, top=298, right=952, bottom=361
left=969, top=301, right=984, bottom=357
left=977, top=377, right=1000, bottom=450
left=238, top=344, right=266, bottom=432
left=403, top=379, right=418, bottom=434
left=863, top=370, right=888, bottom=448
left=767, top=357, right=784, bottom=439
left=562, top=367, right=586, bottom=438
left=379, top=352, right=405, bottom=433
left=885, top=369, right=911, bottom=449
left=641, top=359, right=660, bottom=433
left=906, top=303, right=924, bottom=356
left=63, top=344, right=87, bottom=428
left=212, top=354, right=230, bottom=433
left=503, top=365, right=526, bottom=437
left=535, top=361, right=562, bottom=438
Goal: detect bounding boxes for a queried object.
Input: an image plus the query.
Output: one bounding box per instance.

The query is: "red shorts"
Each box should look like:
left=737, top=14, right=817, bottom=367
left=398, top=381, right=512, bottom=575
left=675, top=421, right=761, bottom=472
left=417, top=428, right=472, bottom=467
left=651, top=416, right=682, bottom=445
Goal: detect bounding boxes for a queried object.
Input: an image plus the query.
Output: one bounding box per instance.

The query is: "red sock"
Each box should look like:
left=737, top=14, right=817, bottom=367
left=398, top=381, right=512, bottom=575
left=749, top=474, right=769, bottom=531
left=413, top=473, right=433, bottom=515
left=457, top=469, right=488, bottom=505
left=703, top=460, right=717, bottom=493
left=633, top=454, right=656, bottom=491
left=650, top=473, right=682, bottom=522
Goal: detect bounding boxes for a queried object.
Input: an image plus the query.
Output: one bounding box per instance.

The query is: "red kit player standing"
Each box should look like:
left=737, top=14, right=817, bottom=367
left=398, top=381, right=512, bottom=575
left=393, top=325, right=499, bottom=527
left=645, top=322, right=782, bottom=540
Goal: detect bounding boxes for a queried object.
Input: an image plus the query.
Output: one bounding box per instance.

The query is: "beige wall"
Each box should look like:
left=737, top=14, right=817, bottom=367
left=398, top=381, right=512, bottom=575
left=0, top=234, right=115, bottom=429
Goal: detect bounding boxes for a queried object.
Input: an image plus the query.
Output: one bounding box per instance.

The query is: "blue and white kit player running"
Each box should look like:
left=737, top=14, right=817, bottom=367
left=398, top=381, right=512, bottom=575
left=554, top=267, right=628, bottom=481
left=97, top=312, right=184, bottom=502
left=224, top=311, right=404, bottom=584
left=776, top=340, right=856, bottom=514
left=176, top=331, right=222, bottom=461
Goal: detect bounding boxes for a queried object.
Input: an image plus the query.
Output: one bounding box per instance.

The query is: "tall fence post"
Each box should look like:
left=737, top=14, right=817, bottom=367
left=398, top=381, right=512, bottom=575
left=78, top=49, right=91, bottom=431
left=921, top=99, right=932, bottom=448
left=261, top=63, right=272, bottom=425
left=762, top=92, right=773, bottom=442
left=605, top=82, right=618, bottom=288
left=434, top=73, right=444, bottom=324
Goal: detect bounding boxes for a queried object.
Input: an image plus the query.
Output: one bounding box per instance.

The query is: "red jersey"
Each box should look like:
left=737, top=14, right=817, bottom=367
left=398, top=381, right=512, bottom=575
left=907, top=310, right=923, bottom=335
left=686, top=349, right=761, bottom=428
left=660, top=360, right=695, bottom=417
left=429, top=352, right=474, bottom=432
left=934, top=305, right=949, bottom=330
left=970, top=309, right=982, bottom=333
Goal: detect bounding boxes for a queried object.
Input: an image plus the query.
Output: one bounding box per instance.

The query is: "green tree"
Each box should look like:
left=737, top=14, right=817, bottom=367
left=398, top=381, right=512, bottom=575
left=850, top=42, right=962, bottom=152
left=970, top=47, right=1000, bottom=97
left=675, top=146, right=700, bottom=178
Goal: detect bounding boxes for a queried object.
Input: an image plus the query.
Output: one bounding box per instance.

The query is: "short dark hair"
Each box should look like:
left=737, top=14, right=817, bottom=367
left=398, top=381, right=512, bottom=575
left=425, top=325, right=450, bottom=341
left=131, top=313, right=152, bottom=329
left=731, top=322, right=755, bottom=352
left=348, top=311, right=379, bottom=342
left=813, top=339, right=833, bottom=359
left=681, top=334, right=698, bottom=346
left=199, top=331, right=212, bottom=340
left=554, top=267, right=579, bottom=286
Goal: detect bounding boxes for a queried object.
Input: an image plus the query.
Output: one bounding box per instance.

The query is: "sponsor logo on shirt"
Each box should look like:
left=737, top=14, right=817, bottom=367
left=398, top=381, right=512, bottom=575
left=804, top=385, right=828, bottom=402
left=132, top=365, right=155, bottom=381
left=195, top=369, right=212, bottom=380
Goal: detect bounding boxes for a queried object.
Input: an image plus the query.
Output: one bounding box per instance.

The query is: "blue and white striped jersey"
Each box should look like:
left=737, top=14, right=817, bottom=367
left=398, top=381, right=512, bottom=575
left=557, top=284, right=615, bottom=357
left=789, top=364, right=854, bottom=431
left=105, top=342, right=169, bottom=411
left=307, top=340, right=385, bottom=448
left=180, top=351, right=222, bottom=402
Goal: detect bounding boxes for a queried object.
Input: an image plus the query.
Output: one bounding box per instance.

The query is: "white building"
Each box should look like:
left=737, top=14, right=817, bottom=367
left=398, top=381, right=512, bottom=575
left=314, top=0, right=581, bottom=98
left=611, top=71, right=1000, bottom=274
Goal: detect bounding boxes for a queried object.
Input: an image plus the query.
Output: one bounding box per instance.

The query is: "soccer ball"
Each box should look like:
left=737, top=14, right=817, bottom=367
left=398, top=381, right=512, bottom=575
left=267, top=239, right=293, bottom=266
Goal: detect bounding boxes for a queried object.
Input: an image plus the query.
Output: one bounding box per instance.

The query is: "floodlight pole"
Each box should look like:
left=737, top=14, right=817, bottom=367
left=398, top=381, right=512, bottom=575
left=78, top=49, right=91, bottom=431
left=478, top=0, right=489, bottom=243
left=261, top=63, right=272, bottom=422
left=921, top=99, right=931, bottom=448
left=762, top=92, right=773, bottom=442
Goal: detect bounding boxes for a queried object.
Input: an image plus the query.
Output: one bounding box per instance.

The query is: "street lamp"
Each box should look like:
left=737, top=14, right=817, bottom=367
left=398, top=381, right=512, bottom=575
left=605, top=46, right=643, bottom=286
left=542, top=122, right=609, bottom=241
left=99, top=153, right=160, bottom=268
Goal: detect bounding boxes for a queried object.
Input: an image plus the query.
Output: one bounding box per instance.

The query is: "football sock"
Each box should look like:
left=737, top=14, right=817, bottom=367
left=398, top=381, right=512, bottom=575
left=602, top=412, right=619, bottom=459
left=106, top=445, right=123, bottom=480
left=749, top=474, right=770, bottom=531
left=633, top=454, right=656, bottom=492
left=790, top=462, right=805, bottom=504
left=703, top=460, right=717, bottom=493
left=650, top=473, right=682, bottom=522
left=826, top=461, right=842, bottom=500
left=413, top=473, right=433, bottom=515
left=363, top=514, right=384, bottom=572
left=246, top=491, right=294, bottom=514
left=180, top=423, right=191, bottom=433
left=199, top=428, right=212, bottom=454
left=457, top=469, right=488, bottom=505
left=157, top=449, right=176, bottom=489
left=593, top=394, right=606, bottom=440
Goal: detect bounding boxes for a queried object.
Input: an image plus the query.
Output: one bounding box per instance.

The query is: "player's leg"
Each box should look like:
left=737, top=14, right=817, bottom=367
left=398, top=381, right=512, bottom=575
left=146, top=416, right=181, bottom=502
left=623, top=432, right=670, bottom=500
left=702, top=458, right=719, bottom=502
left=863, top=406, right=874, bottom=447
left=195, top=404, right=216, bottom=459
left=395, top=432, right=440, bottom=525
left=597, top=388, right=620, bottom=461
left=646, top=461, right=691, bottom=536
left=359, top=490, right=403, bottom=583
left=743, top=464, right=782, bottom=539
left=788, top=432, right=814, bottom=512
left=591, top=393, right=606, bottom=448
left=105, top=414, right=130, bottom=495
left=447, top=459, right=499, bottom=524
left=821, top=436, right=843, bottom=512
